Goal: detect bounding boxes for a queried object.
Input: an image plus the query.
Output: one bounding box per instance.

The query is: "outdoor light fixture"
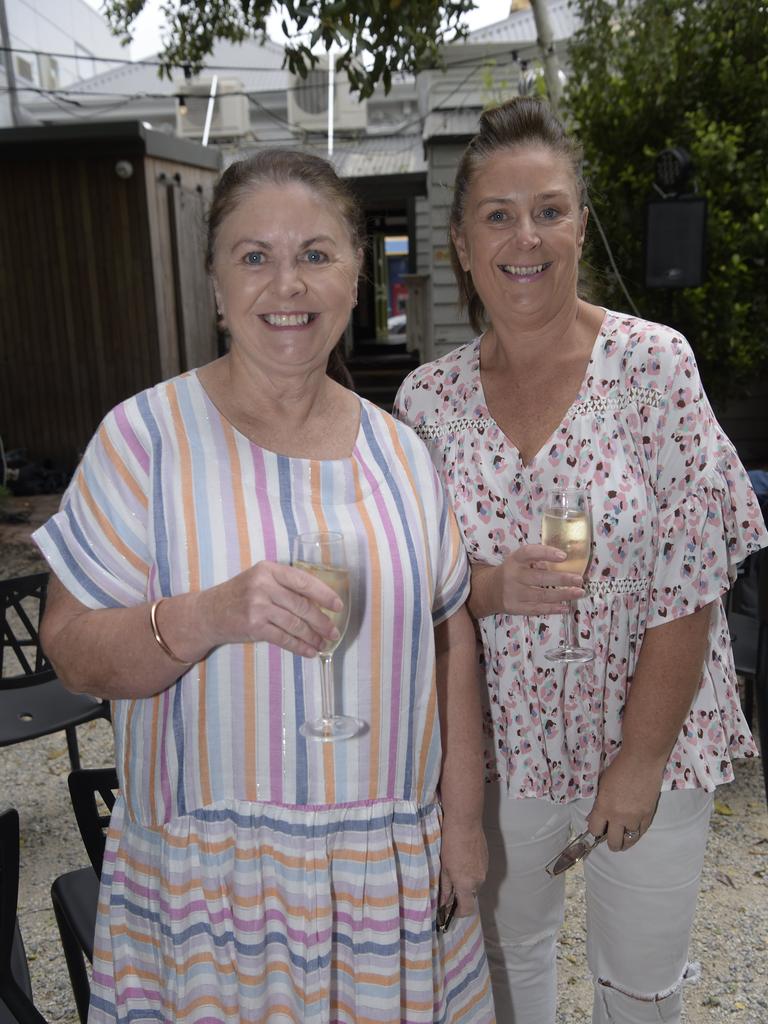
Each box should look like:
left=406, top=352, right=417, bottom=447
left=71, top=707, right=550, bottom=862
left=654, top=146, right=693, bottom=196
left=645, top=145, right=706, bottom=289
left=177, top=95, right=188, bottom=116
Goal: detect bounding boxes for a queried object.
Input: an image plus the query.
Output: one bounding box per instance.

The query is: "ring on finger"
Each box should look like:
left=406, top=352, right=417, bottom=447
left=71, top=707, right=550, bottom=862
left=623, top=827, right=640, bottom=841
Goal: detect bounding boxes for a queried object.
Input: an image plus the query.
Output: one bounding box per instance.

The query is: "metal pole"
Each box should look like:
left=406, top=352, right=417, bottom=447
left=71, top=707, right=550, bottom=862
left=201, top=73, right=218, bottom=146
left=327, top=47, right=335, bottom=157
left=0, top=0, right=22, bottom=126
left=529, top=0, right=562, bottom=112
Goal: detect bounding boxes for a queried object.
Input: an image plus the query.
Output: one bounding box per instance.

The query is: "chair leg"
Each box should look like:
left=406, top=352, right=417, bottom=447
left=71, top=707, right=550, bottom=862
left=756, top=627, right=768, bottom=809
left=65, top=727, right=82, bottom=773
left=757, top=687, right=768, bottom=809
left=51, top=886, right=91, bottom=1024
left=741, top=675, right=755, bottom=728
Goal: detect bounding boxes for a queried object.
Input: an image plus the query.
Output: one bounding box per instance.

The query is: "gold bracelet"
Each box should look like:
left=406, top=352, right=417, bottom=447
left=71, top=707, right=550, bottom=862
left=149, top=599, right=193, bottom=667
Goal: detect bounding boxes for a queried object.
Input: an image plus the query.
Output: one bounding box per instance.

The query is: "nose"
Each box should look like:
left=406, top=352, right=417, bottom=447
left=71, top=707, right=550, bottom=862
left=271, top=259, right=307, bottom=298
left=514, top=215, right=541, bottom=251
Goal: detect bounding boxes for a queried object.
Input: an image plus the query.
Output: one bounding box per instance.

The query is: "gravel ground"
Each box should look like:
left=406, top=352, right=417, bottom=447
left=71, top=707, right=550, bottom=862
left=2, top=519, right=767, bottom=1023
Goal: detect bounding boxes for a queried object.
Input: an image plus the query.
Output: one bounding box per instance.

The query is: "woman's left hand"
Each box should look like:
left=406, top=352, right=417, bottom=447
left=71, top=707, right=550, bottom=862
left=586, top=752, right=664, bottom=852
left=439, top=815, right=488, bottom=919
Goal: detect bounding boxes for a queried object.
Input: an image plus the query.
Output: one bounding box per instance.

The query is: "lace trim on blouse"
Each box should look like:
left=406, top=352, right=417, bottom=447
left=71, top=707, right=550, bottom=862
left=412, top=387, right=665, bottom=443
left=584, top=577, right=649, bottom=597
left=413, top=417, right=494, bottom=442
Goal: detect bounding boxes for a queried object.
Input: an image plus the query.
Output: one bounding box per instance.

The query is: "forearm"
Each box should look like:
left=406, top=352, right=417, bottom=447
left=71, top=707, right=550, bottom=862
left=435, top=606, right=485, bottom=825
left=467, top=563, right=501, bottom=621
left=41, top=561, right=343, bottom=701
left=620, top=602, right=714, bottom=769
left=41, top=579, right=217, bottom=699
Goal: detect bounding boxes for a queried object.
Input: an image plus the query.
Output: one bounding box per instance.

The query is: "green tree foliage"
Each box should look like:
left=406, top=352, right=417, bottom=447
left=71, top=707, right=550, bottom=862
left=101, top=0, right=476, bottom=98
left=564, top=0, right=768, bottom=403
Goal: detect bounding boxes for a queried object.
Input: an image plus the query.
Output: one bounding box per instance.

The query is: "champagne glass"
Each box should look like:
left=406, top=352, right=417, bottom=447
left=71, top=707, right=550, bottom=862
left=292, top=531, right=363, bottom=741
left=541, top=489, right=594, bottom=664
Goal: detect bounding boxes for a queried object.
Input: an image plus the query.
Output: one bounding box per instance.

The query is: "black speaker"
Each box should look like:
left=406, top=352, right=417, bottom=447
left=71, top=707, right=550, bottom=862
left=644, top=195, right=707, bottom=288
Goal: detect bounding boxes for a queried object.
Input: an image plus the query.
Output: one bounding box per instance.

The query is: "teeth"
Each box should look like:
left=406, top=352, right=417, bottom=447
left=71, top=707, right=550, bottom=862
left=501, top=263, right=547, bottom=276
left=264, top=313, right=311, bottom=326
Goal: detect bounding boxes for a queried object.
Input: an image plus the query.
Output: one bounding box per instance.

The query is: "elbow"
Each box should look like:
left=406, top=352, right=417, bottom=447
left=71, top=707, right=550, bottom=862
left=39, top=616, right=88, bottom=695
left=42, top=645, right=88, bottom=695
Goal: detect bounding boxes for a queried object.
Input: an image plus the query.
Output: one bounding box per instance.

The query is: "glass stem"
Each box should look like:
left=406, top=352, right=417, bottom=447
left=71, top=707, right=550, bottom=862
left=563, top=601, right=576, bottom=650
left=319, top=654, right=335, bottom=721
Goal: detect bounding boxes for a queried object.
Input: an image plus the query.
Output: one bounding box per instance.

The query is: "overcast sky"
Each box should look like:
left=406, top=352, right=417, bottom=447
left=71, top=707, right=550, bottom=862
left=83, top=0, right=507, bottom=62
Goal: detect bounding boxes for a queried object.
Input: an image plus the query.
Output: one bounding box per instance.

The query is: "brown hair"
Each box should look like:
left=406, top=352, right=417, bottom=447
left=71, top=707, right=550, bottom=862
left=206, top=149, right=365, bottom=388
left=449, top=97, right=588, bottom=334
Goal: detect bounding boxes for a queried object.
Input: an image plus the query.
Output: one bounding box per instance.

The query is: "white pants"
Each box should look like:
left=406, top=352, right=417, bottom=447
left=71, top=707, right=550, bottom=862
left=478, top=786, right=714, bottom=1024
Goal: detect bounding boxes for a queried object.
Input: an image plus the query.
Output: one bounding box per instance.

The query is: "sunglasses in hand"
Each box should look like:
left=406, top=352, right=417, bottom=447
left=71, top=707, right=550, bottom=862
left=545, top=828, right=606, bottom=877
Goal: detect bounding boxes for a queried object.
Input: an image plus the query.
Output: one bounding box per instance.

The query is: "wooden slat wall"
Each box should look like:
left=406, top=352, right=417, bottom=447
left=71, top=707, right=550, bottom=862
left=143, top=156, right=218, bottom=384
left=167, top=182, right=217, bottom=372
left=0, top=149, right=218, bottom=469
left=425, top=142, right=472, bottom=363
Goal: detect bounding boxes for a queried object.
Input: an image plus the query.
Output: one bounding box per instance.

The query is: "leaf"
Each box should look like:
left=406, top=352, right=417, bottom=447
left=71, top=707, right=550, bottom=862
left=713, top=798, right=733, bottom=816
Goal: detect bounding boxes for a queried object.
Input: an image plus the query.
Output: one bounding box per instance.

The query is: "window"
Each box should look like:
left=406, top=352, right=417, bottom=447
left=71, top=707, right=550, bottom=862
left=15, top=55, right=34, bottom=82
left=38, top=54, right=59, bottom=90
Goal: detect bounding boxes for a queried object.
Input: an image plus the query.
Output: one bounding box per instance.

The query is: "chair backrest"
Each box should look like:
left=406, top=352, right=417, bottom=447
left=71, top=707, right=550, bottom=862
left=67, top=769, right=119, bottom=878
left=0, top=807, right=46, bottom=1023
left=0, top=575, right=55, bottom=689
left=0, top=807, right=20, bottom=987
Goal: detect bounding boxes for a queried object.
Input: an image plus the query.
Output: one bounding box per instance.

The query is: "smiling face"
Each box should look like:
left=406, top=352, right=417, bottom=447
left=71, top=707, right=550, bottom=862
left=211, top=181, right=361, bottom=378
left=451, top=144, right=588, bottom=329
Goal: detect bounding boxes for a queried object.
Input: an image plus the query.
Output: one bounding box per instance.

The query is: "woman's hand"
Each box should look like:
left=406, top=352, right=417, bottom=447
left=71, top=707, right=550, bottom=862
left=204, top=561, right=343, bottom=659
left=439, top=816, right=488, bottom=919
left=586, top=752, right=664, bottom=852
left=472, top=545, right=585, bottom=617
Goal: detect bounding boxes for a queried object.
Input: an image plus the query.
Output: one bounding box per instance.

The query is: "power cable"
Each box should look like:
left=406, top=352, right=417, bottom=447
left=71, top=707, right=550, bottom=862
left=586, top=199, right=640, bottom=317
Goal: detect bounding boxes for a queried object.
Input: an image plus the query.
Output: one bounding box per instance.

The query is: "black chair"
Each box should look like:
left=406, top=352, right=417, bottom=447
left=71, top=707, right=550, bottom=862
left=50, top=768, right=119, bottom=1024
left=0, top=807, right=47, bottom=1024
left=726, top=548, right=768, bottom=806
left=1, top=573, right=110, bottom=772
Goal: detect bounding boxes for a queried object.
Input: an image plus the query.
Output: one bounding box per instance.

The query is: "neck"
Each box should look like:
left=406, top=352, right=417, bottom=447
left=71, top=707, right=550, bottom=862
left=223, top=345, right=333, bottom=428
left=484, top=296, right=586, bottom=373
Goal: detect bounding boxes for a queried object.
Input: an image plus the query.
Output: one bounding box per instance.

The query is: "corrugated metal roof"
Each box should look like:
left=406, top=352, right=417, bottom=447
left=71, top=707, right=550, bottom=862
left=422, top=108, right=480, bottom=141
left=468, top=0, right=582, bottom=44
left=68, top=37, right=290, bottom=96
left=329, top=134, right=425, bottom=177
left=235, top=132, right=426, bottom=178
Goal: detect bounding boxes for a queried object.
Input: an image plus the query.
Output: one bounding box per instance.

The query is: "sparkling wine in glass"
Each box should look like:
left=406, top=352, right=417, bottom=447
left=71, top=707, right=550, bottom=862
left=292, top=531, right=363, bottom=741
left=541, top=489, right=594, bottom=664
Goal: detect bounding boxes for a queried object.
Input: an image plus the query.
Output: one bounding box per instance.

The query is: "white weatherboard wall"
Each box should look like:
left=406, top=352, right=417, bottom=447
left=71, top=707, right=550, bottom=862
left=426, top=140, right=472, bottom=362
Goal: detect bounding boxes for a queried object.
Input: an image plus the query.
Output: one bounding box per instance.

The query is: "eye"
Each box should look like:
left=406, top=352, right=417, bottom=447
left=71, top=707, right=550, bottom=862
left=244, top=251, right=264, bottom=265
left=539, top=207, right=560, bottom=220
left=487, top=209, right=507, bottom=223
left=303, top=249, right=329, bottom=264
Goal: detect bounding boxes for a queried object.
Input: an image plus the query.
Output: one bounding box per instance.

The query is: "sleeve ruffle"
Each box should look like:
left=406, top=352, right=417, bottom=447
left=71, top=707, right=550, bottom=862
left=647, top=461, right=768, bottom=627
left=32, top=405, right=151, bottom=610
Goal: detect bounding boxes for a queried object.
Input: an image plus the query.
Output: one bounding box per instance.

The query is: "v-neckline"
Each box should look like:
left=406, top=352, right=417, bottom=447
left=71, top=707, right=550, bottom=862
left=475, top=309, right=609, bottom=469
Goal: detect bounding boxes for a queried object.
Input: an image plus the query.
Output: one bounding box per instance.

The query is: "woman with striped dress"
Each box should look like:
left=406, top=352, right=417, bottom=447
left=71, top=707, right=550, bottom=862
left=34, top=150, right=495, bottom=1024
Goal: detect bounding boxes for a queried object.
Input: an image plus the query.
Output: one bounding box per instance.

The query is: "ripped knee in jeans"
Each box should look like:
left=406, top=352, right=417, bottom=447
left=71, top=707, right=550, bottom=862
left=596, top=963, right=698, bottom=1022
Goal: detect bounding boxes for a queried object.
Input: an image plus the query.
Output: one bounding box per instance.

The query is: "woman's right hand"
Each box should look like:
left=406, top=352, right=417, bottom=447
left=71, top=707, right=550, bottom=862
left=204, top=561, right=343, bottom=658
left=474, top=545, right=585, bottom=616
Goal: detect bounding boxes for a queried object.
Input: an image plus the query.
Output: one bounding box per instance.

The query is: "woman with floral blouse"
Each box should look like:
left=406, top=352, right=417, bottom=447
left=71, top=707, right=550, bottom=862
left=394, top=97, right=767, bottom=1024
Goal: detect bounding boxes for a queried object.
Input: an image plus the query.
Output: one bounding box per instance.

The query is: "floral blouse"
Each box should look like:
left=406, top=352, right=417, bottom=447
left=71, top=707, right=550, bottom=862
left=394, top=310, right=768, bottom=801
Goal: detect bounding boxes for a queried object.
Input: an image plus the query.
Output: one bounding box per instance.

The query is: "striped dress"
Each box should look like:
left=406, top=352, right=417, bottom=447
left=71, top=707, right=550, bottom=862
left=33, top=371, right=495, bottom=1024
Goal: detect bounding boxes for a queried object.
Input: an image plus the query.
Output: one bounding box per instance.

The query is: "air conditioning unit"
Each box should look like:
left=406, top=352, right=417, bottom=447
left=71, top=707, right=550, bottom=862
left=176, top=78, right=250, bottom=140
left=287, top=58, right=367, bottom=134
left=38, top=54, right=59, bottom=90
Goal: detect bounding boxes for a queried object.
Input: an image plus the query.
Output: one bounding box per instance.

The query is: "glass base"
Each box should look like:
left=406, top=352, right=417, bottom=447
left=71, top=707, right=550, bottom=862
left=545, top=645, right=595, bottom=664
left=300, top=715, right=364, bottom=742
